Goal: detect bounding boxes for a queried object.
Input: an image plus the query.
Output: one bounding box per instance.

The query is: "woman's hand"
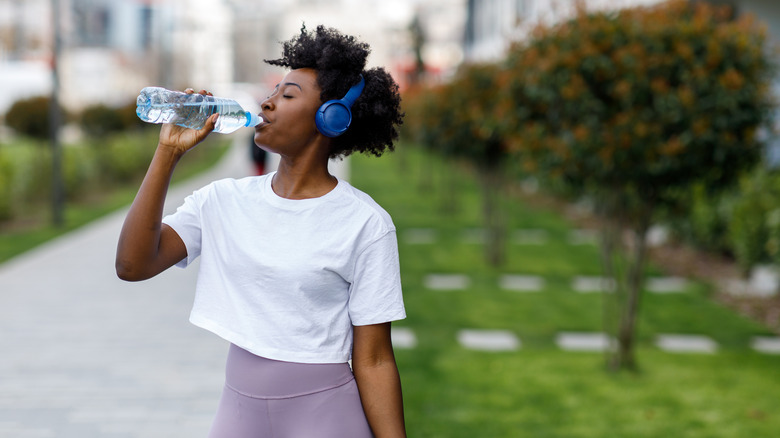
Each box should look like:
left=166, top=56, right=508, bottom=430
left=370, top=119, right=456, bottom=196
left=157, top=88, right=219, bottom=157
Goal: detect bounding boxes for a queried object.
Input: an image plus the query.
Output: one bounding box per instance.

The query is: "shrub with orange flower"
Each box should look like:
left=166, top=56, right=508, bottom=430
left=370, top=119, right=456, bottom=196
left=402, top=62, right=514, bottom=266
left=502, top=0, right=775, bottom=371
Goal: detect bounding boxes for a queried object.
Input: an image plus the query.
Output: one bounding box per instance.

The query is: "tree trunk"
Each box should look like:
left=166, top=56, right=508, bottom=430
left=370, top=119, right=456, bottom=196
left=479, top=165, right=505, bottom=267
left=614, top=222, right=650, bottom=371
left=599, top=193, right=653, bottom=372
left=439, top=161, right=460, bottom=215
left=599, top=221, right=621, bottom=370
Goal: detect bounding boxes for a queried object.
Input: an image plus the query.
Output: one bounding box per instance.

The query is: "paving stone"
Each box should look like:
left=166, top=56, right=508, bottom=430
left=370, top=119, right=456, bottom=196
left=556, top=332, right=614, bottom=352
left=569, top=229, right=599, bottom=245
left=520, top=177, right=539, bottom=194
left=457, top=329, right=520, bottom=352
left=424, top=274, right=470, bottom=290
left=656, top=334, right=717, bottom=354
left=646, top=225, right=669, bottom=247
left=751, top=336, right=780, bottom=354
left=572, top=276, right=615, bottom=293
left=391, top=327, right=417, bottom=349
left=512, top=229, right=549, bottom=245
left=402, top=228, right=436, bottom=244
left=499, top=275, right=545, bottom=292
left=646, top=277, right=688, bottom=293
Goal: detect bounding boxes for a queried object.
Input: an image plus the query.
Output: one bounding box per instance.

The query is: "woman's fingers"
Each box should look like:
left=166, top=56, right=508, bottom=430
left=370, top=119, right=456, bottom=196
left=184, top=88, right=212, bottom=96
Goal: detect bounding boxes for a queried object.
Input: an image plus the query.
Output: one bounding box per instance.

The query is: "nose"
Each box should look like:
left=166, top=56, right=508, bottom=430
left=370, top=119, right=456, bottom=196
left=261, top=97, right=274, bottom=112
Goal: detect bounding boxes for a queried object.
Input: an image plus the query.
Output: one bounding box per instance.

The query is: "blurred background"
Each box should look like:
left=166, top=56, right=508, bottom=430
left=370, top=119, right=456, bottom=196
left=0, top=0, right=466, bottom=121
left=3, top=0, right=780, bottom=437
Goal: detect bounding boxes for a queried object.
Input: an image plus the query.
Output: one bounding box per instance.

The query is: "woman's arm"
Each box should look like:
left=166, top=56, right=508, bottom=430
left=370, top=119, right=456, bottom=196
left=115, top=103, right=217, bottom=281
left=352, top=322, right=407, bottom=438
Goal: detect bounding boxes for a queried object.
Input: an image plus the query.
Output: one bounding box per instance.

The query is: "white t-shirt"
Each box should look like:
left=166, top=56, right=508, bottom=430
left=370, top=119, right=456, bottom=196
left=162, top=172, right=406, bottom=364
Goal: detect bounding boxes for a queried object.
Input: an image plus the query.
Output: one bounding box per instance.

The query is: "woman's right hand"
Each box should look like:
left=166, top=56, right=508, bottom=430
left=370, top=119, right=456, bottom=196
left=157, top=88, right=218, bottom=157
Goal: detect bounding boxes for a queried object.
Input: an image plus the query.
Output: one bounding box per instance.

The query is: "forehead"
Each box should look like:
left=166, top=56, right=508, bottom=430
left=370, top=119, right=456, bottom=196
left=280, top=68, right=319, bottom=91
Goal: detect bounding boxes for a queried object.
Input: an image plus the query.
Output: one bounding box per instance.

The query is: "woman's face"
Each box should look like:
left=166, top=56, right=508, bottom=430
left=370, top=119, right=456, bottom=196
left=254, top=68, right=324, bottom=155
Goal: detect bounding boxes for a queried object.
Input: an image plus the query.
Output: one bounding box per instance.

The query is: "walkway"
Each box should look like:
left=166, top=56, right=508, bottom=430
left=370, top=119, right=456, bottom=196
left=0, top=134, right=257, bottom=438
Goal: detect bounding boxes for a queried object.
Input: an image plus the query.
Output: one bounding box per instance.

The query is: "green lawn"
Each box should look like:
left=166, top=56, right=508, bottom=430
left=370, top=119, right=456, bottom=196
left=350, top=147, right=780, bottom=438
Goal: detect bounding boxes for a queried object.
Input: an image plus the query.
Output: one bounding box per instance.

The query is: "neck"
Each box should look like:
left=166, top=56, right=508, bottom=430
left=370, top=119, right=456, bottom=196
left=271, top=141, right=336, bottom=199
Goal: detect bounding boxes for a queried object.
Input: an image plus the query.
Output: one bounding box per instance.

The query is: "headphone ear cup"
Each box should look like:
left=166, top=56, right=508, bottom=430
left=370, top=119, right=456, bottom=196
left=315, top=100, right=352, bottom=138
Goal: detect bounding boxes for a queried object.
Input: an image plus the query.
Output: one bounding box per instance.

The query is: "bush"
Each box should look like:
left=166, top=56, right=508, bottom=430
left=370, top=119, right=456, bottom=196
left=63, top=145, right=99, bottom=200
left=767, top=207, right=780, bottom=265
left=670, top=169, right=780, bottom=276
left=0, top=129, right=158, bottom=223
left=79, top=101, right=145, bottom=137
left=727, top=170, right=780, bottom=276
left=95, top=130, right=157, bottom=184
left=0, top=152, right=14, bottom=221
left=667, top=183, right=734, bottom=255
left=8, top=139, right=51, bottom=203
left=117, top=101, right=146, bottom=131
left=4, top=96, right=68, bottom=140
left=80, top=104, right=125, bottom=138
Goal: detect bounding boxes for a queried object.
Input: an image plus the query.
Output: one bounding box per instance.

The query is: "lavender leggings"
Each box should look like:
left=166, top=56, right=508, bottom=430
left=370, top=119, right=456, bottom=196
left=208, top=344, right=373, bottom=438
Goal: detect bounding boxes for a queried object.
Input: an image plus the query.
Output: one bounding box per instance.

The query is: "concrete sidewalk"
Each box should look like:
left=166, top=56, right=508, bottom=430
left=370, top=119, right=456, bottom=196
left=0, top=134, right=258, bottom=438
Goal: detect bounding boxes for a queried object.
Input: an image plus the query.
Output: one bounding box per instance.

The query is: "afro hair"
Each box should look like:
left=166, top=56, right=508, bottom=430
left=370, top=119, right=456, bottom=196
left=265, top=25, right=403, bottom=158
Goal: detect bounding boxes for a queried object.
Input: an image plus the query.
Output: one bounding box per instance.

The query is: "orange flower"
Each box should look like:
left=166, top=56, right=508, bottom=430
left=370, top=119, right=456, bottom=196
left=599, top=146, right=615, bottom=166
left=613, top=80, right=632, bottom=99
left=719, top=68, right=744, bottom=91
left=692, top=118, right=710, bottom=136
left=634, top=122, right=649, bottom=139
left=678, top=87, right=695, bottom=109
left=573, top=124, right=589, bottom=141
left=651, top=78, right=670, bottom=94
left=674, top=42, right=694, bottom=62
left=660, top=137, right=684, bottom=156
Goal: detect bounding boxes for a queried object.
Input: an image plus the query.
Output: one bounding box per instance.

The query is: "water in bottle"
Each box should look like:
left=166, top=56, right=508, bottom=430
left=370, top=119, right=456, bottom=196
left=136, top=87, right=263, bottom=134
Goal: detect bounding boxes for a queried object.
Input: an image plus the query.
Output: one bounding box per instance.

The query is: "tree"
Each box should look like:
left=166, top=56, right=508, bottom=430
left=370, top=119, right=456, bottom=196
left=404, top=63, right=512, bottom=266
left=503, top=0, right=776, bottom=370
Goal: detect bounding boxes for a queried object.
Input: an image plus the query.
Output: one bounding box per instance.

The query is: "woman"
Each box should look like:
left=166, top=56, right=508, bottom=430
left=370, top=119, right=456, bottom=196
left=116, top=25, right=406, bottom=437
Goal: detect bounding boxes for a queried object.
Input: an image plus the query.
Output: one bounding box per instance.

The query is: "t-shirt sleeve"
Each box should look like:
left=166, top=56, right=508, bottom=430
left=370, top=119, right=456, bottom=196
left=161, top=189, right=204, bottom=268
left=348, top=231, right=406, bottom=326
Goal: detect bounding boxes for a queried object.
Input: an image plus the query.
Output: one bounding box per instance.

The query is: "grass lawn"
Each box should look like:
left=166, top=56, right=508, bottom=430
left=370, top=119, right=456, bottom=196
left=350, top=147, right=780, bottom=437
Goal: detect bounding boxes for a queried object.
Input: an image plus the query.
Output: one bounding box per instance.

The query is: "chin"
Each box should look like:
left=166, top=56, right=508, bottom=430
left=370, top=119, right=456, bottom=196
left=253, top=141, right=275, bottom=155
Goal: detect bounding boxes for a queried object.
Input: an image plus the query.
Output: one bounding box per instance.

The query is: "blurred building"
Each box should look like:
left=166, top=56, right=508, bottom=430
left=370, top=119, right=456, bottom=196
left=0, top=0, right=235, bottom=112
left=227, top=0, right=466, bottom=99
left=463, top=0, right=667, bottom=62
left=0, top=0, right=53, bottom=113
left=0, top=0, right=468, bottom=114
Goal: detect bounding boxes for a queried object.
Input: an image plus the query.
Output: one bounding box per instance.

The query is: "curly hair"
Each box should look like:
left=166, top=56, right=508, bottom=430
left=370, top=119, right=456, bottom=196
left=265, top=25, right=403, bottom=158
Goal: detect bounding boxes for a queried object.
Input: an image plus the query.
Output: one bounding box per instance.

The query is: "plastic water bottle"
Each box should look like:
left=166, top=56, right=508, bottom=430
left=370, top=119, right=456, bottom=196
left=136, top=87, right=262, bottom=134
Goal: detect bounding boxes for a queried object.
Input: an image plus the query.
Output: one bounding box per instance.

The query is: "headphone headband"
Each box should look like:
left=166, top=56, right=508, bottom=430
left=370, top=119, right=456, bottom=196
left=342, top=75, right=365, bottom=107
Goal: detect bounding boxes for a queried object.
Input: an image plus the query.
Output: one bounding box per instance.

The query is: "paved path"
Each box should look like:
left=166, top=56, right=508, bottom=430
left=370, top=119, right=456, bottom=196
left=0, top=134, right=259, bottom=438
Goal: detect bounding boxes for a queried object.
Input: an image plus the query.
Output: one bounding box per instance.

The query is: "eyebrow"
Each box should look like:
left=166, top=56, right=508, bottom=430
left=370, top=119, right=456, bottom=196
left=281, top=82, right=302, bottom=91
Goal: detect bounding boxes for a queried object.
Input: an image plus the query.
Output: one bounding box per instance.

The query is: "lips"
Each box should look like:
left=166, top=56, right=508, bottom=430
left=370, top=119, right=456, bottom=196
left=255, top=117, right=270, bottom=130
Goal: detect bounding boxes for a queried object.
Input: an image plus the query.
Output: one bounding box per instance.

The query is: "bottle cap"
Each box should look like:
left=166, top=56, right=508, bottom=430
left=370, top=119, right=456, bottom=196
left=245, top=111, right=263, bottom=127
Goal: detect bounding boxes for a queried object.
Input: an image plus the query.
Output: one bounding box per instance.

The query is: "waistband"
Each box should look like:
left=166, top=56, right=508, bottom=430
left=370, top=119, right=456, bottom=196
left=224, top=343, right=355, bottom=399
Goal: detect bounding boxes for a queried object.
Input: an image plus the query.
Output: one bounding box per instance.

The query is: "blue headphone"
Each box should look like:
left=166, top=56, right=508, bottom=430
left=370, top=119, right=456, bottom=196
left=315, top=75, right=365, bottom=137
